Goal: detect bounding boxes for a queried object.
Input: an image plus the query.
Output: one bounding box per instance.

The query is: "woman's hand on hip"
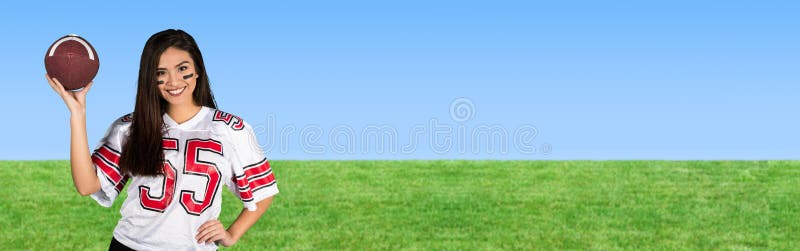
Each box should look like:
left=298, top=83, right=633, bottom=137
left=196, top=219, right=237, bottom=247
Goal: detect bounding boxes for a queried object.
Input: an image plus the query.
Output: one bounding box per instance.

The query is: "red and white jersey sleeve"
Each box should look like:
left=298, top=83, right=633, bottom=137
left=90, top=114, right=132, bottom=207
left=221, top=118, right=279, bottom=211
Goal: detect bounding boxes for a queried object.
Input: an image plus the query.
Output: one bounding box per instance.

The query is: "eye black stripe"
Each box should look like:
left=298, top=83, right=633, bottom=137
left=182, top=73, right=194, bottom=80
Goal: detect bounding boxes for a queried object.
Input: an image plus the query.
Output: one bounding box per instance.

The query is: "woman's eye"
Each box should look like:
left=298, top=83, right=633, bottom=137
left=156, top=71, right=165, bottom=76
left=179, top=66, right=188, bottom=71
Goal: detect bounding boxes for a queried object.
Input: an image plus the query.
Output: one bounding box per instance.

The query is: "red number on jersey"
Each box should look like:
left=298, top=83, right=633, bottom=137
left=180, top=139, right=223, bottom=215
left=213, top=111, right=245, bottom=130
left=138, top=138, right=223, bottom=215
left=139, top=138, right=179, bottom=212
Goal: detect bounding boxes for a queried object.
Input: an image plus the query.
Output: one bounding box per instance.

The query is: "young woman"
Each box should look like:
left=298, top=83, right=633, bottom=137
left=46, top=29, right=278, bottom=250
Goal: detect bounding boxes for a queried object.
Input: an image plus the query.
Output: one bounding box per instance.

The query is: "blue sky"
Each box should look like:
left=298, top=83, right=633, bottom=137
left=1, top=1, right=798, bottom=160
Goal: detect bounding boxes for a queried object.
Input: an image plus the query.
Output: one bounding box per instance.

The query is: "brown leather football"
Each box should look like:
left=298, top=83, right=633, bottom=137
left=44, top=34, right=99, bottom=91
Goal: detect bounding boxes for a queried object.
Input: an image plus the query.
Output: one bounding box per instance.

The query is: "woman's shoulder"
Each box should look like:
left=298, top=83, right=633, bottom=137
left=105, top=112, right=133, bottom=131
left=98, top=112, right=133, bottom=140
left=116, top=113, right=134, bottom=124
left=207, top=107, right=251, bottom=132
left=205, top=108, right=262, bottom=152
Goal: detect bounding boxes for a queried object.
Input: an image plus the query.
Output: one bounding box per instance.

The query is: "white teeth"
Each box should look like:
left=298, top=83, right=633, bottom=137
left=168, top=87, right=186, bottom=95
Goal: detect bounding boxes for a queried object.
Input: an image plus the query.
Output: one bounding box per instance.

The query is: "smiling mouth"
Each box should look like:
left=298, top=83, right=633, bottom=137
left=167, top=86, right=187, bottom=97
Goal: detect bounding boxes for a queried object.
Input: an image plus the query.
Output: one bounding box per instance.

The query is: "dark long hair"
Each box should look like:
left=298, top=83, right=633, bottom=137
left=120, top=29, right=217, bottom=176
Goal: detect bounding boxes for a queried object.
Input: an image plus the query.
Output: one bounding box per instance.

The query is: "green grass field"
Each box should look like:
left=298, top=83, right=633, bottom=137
left=0, top=160, right=797, bottom=250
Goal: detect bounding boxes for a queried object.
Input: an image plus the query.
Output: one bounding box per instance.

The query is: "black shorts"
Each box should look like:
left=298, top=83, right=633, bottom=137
left=109, top=237, right=136, bottom=251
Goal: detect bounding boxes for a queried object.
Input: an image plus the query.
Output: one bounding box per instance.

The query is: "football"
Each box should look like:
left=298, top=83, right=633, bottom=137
left=44, top=34, right=99, bottom=91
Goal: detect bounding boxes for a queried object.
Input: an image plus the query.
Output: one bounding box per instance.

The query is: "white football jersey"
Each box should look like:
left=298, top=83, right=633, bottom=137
left=90, top=106, right=278, bottom=250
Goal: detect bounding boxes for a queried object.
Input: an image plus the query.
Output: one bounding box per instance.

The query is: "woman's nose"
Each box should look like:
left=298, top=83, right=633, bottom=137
left=165, top=71, right=180, bottom=85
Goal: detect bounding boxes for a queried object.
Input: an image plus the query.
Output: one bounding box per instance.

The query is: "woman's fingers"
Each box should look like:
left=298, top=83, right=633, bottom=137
left=206, top=231, right=227, bottom=244
left=46, top=74, right=74, bottom=104
left=45, top=74, right=67, bottom=96
left=75, top=81, right=94, bottom=104
left=197, top=228, right=221, bottom=244
left=196, top=219, right=235, bottom=246
left=196, top=221, right=231, bottom=245
left=196, top=219, right=218, bottom=235
left=82, top=81, right=94, bottom=93
left=76, top=81, right=94, bottom=95
left=196, top=219, right=222, bottom=244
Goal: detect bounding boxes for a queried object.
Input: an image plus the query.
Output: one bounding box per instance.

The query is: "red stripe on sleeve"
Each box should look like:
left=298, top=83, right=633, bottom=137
left=92, top=153, right=122, bottom=184
left=244, top=160, right=271, bottom=178
left=236, top=159, right=275, bottom=201
left=249, top=172, right=276, bottom=191
left=235, top=175, right=254, bottom=200
left=115, top=175, right=129, bottom=192
left=96, top=145, right=120, bottom=167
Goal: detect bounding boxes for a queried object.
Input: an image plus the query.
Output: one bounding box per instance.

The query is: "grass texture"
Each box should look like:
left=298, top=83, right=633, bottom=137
left=0, top=160, right=796, bottom=250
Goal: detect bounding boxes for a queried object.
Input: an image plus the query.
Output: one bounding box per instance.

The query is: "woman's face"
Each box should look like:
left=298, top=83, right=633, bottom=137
left=157, top=47, right=198, bottom=107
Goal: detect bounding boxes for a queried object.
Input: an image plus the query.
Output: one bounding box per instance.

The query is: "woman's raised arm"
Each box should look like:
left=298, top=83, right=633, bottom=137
left=46, top=74, right=100, bottom=196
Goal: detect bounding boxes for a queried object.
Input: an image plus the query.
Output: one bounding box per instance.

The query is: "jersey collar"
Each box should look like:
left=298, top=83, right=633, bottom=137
left=163, top=106, right=209, bottom=130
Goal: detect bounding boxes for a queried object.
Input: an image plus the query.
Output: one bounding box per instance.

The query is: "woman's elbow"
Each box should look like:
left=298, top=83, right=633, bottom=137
left=76, top=185, right=99, bottom=196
